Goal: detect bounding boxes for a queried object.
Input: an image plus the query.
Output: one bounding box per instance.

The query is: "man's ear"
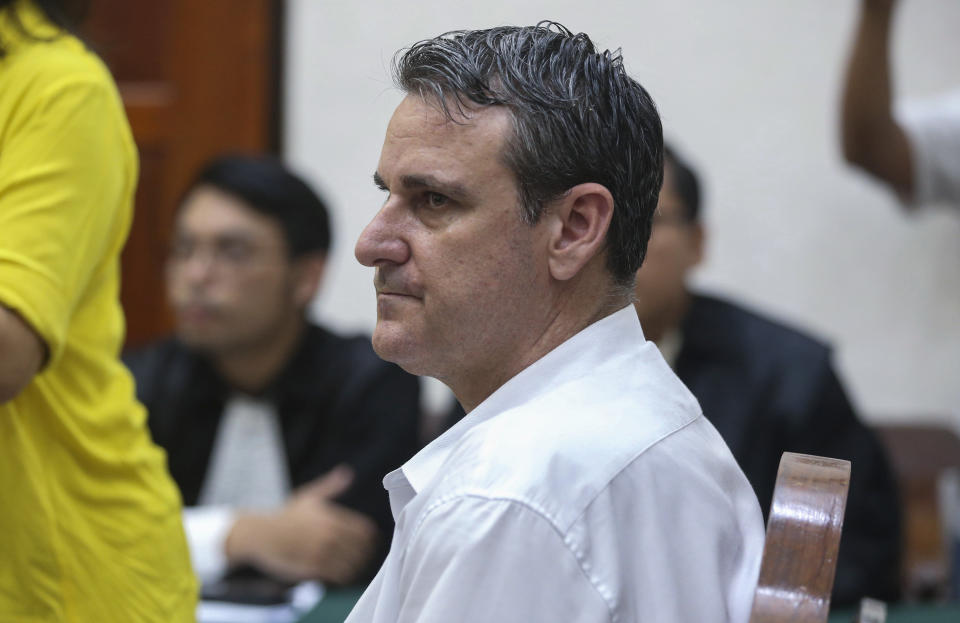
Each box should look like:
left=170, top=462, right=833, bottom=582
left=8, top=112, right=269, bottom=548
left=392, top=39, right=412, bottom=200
left=292, top=253, right=326, bottom=307
left=546, top=183, right=614, bottom=281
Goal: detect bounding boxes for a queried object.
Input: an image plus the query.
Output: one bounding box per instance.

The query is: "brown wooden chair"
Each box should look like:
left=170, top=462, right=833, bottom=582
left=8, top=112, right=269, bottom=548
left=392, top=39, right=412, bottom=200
left=874, top=423, right=960, bottom=600
left=749, top=452, right=852, bottom=623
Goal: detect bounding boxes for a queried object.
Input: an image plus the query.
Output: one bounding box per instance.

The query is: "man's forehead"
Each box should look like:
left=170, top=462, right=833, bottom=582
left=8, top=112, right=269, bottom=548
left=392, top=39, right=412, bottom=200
left=177, top=190, right=279, bottom=238
left=377, top=95, right=514, bottom=191
left=174, top=220, right=258, bottom=239
left=386, top=95, right=511, bottom=144
left=400, top=93, right=503, bottom=120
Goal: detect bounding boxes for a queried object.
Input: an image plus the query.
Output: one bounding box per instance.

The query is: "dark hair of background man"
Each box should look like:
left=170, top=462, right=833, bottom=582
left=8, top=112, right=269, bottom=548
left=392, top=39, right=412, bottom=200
left=662, top=144, right=701, bottom=223
left=183, top=154, right=332, bottom=259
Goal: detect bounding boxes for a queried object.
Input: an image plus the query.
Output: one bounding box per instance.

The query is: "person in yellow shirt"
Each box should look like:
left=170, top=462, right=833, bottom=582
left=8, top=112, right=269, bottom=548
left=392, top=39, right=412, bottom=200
left=0, top=0, right=197, bottom=620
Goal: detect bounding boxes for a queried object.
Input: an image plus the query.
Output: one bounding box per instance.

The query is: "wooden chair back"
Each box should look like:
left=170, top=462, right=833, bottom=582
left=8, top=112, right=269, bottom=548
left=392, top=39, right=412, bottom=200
left=749, top=452, right=851, bottom=623
left=875, top=423, right=960, bottom=599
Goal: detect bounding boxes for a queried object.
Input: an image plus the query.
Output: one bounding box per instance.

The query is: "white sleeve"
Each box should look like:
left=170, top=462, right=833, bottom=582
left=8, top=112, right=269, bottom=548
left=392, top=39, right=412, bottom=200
left=895, top=89, right=960, bottom=208
left=182, top=506, right=236, bottom=585
left=394, top=496, right=611, bottom=623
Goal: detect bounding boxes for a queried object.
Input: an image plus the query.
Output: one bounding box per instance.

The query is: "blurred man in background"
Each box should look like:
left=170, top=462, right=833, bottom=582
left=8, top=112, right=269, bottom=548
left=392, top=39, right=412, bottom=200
left=125, top=155, right=422, bottom=590
left=347, top=23, right=764, bottom=623
left=633, top=144, right=902, bottom=606
left=841, top=0, right=960, bottom=209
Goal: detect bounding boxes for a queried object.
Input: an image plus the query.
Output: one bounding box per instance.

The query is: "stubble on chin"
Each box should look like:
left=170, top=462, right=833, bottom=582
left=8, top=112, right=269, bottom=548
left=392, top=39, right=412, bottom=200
left=372, top=320, right=435, bottom=378
left=370, top=320, right=406, bottom=364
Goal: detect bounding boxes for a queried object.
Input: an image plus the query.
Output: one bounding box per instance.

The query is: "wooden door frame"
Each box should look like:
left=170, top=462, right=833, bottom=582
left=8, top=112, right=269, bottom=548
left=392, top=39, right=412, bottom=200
left=85, top=0, right=286, bottom=346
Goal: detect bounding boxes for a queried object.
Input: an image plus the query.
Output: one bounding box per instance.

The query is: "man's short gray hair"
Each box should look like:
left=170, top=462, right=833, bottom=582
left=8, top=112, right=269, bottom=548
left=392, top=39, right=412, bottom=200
left=393, top=21, right=663, bottom=286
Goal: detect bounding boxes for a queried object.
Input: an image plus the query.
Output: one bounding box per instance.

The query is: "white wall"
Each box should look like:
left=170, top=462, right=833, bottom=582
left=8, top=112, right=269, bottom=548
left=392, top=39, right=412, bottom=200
left=284, top=0, right=960, bottom=426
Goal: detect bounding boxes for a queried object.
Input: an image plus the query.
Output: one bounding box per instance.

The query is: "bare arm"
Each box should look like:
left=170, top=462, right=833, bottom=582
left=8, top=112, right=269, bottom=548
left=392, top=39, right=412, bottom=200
left=840, top=0, right=915, bottom=197
left=0, top=305, right=45, bottom=404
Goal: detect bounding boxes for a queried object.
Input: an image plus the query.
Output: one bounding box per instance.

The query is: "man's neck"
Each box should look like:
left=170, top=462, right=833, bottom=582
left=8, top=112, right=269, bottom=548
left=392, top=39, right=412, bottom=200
left=212, top=319, right=307, bottom=395
left=453, top=276, right=630, bottom=413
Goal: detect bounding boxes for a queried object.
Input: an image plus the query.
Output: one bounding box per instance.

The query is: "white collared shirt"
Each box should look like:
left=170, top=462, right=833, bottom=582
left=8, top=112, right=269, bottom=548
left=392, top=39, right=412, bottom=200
left=346, top=305, right=764, bottom=623
left=896, top=89, right=960, bottom=208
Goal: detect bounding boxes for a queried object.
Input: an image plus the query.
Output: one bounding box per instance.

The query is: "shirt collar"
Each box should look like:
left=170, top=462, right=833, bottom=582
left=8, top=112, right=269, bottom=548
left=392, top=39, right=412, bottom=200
left=397, top=304, right=646, bottom=501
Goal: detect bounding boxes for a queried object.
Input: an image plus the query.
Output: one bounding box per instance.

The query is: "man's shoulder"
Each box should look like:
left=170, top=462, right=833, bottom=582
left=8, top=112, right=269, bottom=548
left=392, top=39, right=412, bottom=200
left=432, top=354, right=707, bottom=530
left=123, top=336, right=193, bottom=380
left=1, top=31, right=120, bottom=122
left=681, top=293, right=846, bottom=431
left=432, top=402, right=753, bottom=535
left=2, top=33, right=106, bottom=82
left=122, top=336, right=206, bottom=403
left=687, top=293, right=831, bottom=366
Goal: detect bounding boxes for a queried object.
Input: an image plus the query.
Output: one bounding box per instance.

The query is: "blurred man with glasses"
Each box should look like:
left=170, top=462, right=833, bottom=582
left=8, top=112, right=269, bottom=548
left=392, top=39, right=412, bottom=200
left=634, top=144, right=902, bottom=607
left=125, top=155, right=422, bottom=592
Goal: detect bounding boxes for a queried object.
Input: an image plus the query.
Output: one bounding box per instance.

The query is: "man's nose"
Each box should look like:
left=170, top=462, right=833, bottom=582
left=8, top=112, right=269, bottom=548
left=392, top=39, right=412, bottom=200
left=170, top=248, right=218, bottom=287
left=355, top=204, right=410, bottom=268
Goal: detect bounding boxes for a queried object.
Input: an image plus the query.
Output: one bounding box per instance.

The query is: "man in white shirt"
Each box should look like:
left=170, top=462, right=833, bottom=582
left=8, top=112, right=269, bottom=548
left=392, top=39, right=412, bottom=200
left=346, top=22, right=765, bottom=623
left=841, top=0, right=960, bottom=209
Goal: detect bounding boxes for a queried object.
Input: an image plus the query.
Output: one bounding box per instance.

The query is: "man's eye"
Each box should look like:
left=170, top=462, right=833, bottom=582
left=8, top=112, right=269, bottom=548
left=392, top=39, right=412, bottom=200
left=426, top=192, right=448, bottom=208
left=219, top=241, right=254, bottom=262
left=169, top=239, right=193, bottom=259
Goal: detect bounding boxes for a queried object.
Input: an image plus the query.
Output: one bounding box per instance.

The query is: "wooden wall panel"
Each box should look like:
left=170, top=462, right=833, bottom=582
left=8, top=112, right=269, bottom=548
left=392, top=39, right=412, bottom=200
left=80, top=0, right=282, bottom=346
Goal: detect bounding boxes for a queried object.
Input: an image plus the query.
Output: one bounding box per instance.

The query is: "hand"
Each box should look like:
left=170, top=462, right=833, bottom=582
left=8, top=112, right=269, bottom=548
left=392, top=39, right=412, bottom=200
left=225, top=465, right=379, bottom=585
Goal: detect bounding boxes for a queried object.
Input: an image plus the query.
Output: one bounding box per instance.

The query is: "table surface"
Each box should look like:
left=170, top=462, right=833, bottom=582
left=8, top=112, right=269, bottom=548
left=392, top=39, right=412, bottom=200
left=827, top=602, right=959, bottom=623
left=298, top=591, right=960, bottom=623
left=297, top=587, right=365, bottom=623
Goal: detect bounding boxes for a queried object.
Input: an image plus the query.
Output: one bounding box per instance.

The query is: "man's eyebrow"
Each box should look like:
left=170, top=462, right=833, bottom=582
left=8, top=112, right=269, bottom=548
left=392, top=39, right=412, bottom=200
left=399, top=174, right=471, bottom=200
left=373, top=171, right=473, bottom=201
left=170, top=229, right=259, bottom=250
left=213, top=231, right=258, bottom=243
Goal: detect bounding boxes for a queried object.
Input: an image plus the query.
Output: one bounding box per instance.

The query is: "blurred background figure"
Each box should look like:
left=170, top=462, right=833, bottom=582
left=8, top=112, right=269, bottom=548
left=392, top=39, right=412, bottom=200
left=124, top=155, right=422, bottom=591
left=840, top=0, right=960, bottom=600
left=633, top=144, right=902, bottom=607
left=841, top=0, right=960, bottom=209
left=0, top=0, right=196, bottom=620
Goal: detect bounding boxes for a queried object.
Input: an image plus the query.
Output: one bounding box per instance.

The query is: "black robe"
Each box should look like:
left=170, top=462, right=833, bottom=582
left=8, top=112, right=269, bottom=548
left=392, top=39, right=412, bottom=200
left=676, top=293, right=901, bottom=606
left=124, top=324, right=423, bottom=579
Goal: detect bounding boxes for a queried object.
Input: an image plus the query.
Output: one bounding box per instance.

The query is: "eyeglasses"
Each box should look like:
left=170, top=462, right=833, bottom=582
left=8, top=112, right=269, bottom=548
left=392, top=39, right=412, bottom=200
left=167, top=235, right=285, bottom=272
